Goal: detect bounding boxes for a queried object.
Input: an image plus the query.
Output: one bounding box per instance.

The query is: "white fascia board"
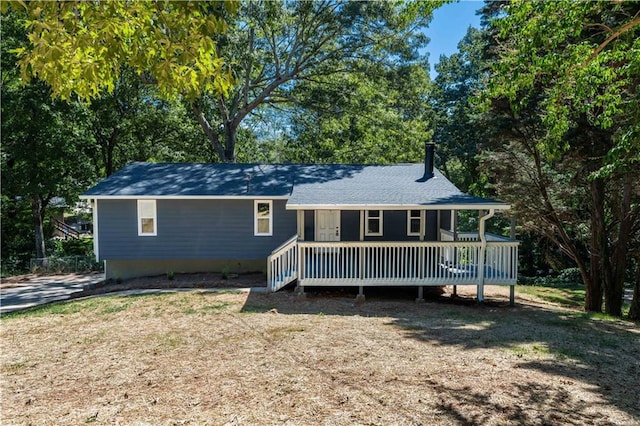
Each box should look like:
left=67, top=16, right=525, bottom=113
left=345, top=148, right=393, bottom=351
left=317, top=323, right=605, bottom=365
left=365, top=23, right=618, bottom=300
left=285, top=203, right=511, bottom=211
left=80, top=195, right=290, bottom=200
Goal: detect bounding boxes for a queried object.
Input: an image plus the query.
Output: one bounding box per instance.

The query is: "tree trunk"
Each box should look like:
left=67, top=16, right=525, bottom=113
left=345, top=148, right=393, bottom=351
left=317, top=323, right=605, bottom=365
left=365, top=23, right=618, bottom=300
left=603, top=178, right=632, bottom=316
left=223, top=123, right=237, bottom=163
left=32, top=194, right=46, bottom=259
left=629, top=257, right=640, bottom=321
left=585, top=178, right=606, bottom=312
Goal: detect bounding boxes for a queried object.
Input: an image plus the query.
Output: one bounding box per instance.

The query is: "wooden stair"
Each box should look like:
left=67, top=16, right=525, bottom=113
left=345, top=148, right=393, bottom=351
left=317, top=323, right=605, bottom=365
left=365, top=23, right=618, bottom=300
left=53, top=218, right=81, bottom=240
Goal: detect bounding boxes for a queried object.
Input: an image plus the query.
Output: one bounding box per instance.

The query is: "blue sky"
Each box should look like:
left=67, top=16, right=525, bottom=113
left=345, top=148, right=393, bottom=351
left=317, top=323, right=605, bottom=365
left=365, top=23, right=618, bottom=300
left=423, top=1, right=482, bottom=79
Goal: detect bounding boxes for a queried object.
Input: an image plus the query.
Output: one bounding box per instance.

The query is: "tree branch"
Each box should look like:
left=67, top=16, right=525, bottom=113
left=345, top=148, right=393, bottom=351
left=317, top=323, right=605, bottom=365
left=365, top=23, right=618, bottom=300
left=192, top=102, right=225, bottom=161
left=585, top=14, right=640, bottom=66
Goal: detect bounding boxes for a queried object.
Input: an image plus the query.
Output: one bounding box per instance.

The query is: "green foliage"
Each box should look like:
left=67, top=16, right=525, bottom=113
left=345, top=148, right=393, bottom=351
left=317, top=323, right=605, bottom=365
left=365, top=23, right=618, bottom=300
left=488, top=0, right=640, bottom=176
left=86, top=67, right=212, bottom=176
left=1, top=10, right=213, bottom=268
left=1, top=196, right=34, bottom=275
left=6, top=0, right=237, bottom=101
left=283, top=62, right=432, bottom=163
left=49, top=238, right=94, bottom=258
left=1, top=10, right=98, bottom=259
left=480, top=1, right=640, bottom=316
left=193, top=0, right=441, bottom=162
left=431, top=27, right=489, bottom=194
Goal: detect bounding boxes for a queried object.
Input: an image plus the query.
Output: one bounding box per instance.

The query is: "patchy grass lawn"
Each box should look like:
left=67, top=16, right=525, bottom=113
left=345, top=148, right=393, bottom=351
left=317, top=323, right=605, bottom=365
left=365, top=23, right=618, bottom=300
left=1, top=286, right=639, bottom=425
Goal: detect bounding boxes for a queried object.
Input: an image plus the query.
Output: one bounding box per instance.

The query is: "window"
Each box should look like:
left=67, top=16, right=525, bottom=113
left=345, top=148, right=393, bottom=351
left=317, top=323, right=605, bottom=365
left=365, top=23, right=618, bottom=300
left=254, top=200, right=273, bottom=236
left=365, top=210, right=383, bottom=236
left=137, top=200, right=157, bottom=236
left=407, top=210, right=422, bottom=236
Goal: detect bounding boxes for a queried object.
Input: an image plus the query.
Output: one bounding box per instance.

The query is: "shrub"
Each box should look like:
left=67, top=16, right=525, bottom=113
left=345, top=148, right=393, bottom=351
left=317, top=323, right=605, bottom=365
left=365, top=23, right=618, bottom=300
left=558, top=268, right=582, bottom=283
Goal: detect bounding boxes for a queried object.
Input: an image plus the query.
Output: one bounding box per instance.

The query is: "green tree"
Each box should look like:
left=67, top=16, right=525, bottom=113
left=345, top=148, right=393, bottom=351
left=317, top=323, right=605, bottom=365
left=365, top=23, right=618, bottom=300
left=192, top=0, right=442, bottom=162
left=1, top=80, right=97, bottom=260
left=484, top=1, right=640, bottom=317
left=6, top=0, right=237, bottom=100
left=1, top=11, right=96, bottom=261
left=431, top=27, right=488, bottom=194
left=87, top=68, right=212, bottom=177
left=282, top=61, right=432, bottom=164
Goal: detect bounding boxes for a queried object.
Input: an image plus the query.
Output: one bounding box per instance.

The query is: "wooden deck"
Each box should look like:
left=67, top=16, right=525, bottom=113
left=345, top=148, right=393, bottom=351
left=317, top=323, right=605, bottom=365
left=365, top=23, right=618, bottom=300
left=267, top=233, right=519, bottom=295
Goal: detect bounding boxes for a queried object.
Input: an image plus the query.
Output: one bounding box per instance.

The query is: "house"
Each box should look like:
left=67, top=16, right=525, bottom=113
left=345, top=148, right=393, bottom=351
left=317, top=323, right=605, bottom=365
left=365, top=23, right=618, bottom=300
left=81, top=144, right=519, bottom=302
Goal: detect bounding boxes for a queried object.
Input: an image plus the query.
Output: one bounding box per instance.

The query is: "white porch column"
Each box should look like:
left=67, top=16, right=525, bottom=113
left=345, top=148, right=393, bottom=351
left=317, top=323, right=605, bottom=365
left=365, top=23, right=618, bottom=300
left=477, top=208, right=496, bottom=302
left=452, top=210, right=457, bottom=240
left=297, top=210, right=305, bottom=240
left=510, top=215, right=517, bottom=306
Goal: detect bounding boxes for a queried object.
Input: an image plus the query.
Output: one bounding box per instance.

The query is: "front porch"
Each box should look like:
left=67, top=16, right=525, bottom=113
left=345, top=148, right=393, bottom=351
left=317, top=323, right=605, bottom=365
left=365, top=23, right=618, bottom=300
left=267, top=229, right=519, bottom=303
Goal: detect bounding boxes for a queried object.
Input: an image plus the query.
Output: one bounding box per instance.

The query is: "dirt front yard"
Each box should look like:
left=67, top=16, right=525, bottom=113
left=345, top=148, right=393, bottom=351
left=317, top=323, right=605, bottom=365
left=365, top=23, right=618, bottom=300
left=1, top=287, right=639, bottom=425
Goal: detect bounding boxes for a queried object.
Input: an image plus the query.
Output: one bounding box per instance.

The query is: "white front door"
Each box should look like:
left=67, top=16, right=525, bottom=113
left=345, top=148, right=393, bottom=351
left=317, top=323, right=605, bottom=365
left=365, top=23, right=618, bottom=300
left=316, top=210, right=340, bottom=241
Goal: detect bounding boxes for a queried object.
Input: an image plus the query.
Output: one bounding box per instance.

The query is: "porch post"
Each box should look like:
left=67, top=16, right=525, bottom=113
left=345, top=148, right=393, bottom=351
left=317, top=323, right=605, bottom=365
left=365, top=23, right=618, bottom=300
left=452, top=209, right=457, bottom=297
left=355, top=285, right=365, bottom=303
left=510, top=215, right=516, bottom=306
left=358, top=210, right=365, bottom=280
left=477, top=209, right=496, bottom=303
left=452, top=209, right=457, bottom=240
left=417, top=210, right=425, bottom=303
left=295, top=241, right=305, bottom=296
left=297, top=210, right=305, bottom=240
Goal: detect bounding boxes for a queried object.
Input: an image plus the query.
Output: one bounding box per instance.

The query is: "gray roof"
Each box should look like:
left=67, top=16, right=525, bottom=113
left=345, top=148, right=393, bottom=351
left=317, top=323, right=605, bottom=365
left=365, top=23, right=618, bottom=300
left=82, top=163, right=296, bottom=197
left=288, top=164, right=506, bottom=208
left=83, top=162, right=508, bottom=208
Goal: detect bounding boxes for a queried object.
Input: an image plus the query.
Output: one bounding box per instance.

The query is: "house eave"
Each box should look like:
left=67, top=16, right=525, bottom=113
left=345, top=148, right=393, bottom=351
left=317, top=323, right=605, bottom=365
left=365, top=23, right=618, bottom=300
left=285, top=203, right=511, bottom=211
left=80, top=195, right=291, bottom=200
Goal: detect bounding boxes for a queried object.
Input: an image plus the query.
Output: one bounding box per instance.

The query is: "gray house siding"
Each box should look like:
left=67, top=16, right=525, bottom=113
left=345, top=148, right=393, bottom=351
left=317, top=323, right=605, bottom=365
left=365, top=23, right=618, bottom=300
left=439, top=210, right=454, bottom=231
left=98, top=199, right=296, bottom=261
left=363, top=210, right=415, bottom=242
left=300, top=209, right=445, bottom=242
left=338, top=211, right=358, bottom=241
left=303, top=210, right=315, bottom=241
left=425, top=211, right=438, bottom=241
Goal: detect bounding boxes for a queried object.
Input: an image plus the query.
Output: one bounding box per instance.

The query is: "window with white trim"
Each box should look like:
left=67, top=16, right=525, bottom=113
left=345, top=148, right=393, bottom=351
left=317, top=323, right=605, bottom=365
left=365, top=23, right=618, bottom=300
left=407, top=210, right=422, bottom=236
left=254, top=200, right=273, bottom=236
left=137, top=200, right=157, bottom=236
left=365, top=210, right=383, bottom=236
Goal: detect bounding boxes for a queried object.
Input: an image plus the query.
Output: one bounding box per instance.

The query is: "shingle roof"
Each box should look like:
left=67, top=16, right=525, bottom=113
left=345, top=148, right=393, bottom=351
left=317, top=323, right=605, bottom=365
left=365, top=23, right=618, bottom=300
left=82, top=163, right=295, bottom=197
left=82, top=162, right=508, bottom=208
left=288, top=164, right=507, bottom=208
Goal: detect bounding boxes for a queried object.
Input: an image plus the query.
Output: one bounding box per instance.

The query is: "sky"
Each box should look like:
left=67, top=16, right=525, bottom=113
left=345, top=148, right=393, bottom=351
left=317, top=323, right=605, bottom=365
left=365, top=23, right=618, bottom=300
left=423, top=1, right=483, bottom=79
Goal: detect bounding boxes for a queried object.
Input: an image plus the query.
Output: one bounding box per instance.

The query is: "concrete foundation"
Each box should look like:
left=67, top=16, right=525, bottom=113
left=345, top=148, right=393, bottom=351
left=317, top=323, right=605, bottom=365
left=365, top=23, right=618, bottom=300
left=104, top=259, right=265, bottom=280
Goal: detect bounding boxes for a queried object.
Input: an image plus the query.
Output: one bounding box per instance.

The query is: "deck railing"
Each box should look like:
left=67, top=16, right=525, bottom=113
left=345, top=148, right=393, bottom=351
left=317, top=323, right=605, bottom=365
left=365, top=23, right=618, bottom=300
left=297, top=240, right=518, bottom=287
left=267, top=235, right=299, bottom=292
left=440, top=229, right=512, bottom=242
left=267, top=233, right=518, bottom=292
